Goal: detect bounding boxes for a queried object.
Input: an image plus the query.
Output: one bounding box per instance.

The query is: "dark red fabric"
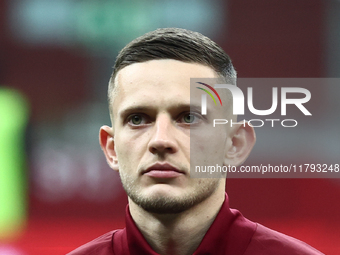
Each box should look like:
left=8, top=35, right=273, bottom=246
left=243, top=224, right=324, bottom=255
left=66, top=230, right=116, bottom=255
left=66, top=194, right=324, bottom=255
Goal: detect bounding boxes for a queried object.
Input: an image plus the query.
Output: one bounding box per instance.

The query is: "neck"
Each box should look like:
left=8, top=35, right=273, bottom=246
left=129, top=181, right=226, bottom=255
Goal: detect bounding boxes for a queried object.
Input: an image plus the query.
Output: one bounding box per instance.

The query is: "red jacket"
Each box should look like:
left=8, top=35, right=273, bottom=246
left=67, top=194, right=324, bottom=255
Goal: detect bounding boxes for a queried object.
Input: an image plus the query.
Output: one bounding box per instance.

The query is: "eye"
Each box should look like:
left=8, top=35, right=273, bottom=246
left=183, top=113, right=195, bottom=123
left=128, top=114, right=146, bottom=126
left=180, top=112, right=201, bottom=124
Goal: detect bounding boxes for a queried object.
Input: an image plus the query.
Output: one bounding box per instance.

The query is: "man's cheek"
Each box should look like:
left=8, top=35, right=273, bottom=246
left=191, top=136, right=225, bottom=163
left=190, top=140, right=210, bottom=165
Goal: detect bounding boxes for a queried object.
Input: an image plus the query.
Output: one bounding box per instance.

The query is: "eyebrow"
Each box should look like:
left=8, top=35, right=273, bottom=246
left=118, top=106, right=154, bottom=118
left=118, top=104, right=203, bottom=118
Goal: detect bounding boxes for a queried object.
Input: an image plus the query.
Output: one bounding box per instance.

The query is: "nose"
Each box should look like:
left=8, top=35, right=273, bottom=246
left=148, top=114, right=178, bottom=155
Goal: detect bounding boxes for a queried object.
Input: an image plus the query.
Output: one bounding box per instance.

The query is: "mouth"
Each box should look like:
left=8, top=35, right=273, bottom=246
left=142, top=163, right=185, bottom=178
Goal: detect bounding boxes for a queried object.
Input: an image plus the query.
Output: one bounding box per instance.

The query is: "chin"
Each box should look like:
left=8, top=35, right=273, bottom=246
left=137, top=194, right=194, bottom=214
left=127, top=185, right=191, bottom=214
left=145, top=184, right=185, bottom=197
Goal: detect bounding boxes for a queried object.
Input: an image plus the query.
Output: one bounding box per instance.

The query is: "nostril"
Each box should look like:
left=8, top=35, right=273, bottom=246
left=148, top=138, right=178, bottom=155
left=150, top=142, right=169, bottom=153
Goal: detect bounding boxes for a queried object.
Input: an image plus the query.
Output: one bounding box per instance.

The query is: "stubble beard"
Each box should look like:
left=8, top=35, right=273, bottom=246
left=119, top=171, right=220, bottom=214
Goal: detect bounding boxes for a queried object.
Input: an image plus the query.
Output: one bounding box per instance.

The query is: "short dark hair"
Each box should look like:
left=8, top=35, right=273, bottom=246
left=108, top=27, right=236, bottom=120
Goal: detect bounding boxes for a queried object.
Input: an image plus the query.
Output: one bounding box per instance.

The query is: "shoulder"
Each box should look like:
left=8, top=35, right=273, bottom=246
left=66, top=230, right=119, bottom=255
left=244, top=223, right=324, bottom=255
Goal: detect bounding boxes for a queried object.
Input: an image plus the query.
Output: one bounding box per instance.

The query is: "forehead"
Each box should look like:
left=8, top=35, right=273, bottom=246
left=112, top=60, right=218, bottom=114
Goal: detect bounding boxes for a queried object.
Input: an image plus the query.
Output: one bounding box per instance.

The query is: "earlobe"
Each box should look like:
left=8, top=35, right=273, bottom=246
left=99, top=125, right=119, bottom=171
left=224, top=121, right=256, bottom=167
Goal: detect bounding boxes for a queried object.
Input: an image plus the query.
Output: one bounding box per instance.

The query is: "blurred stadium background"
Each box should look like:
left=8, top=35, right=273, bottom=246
left=0, top=0, right=339, bottom=254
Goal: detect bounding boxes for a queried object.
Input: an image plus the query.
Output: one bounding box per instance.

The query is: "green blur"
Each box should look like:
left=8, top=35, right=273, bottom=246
left=0, top=87, right=29, bottom=240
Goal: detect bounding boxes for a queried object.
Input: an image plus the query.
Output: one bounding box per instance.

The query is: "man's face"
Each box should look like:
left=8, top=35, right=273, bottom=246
left=109, top=59, right=233, bottom=214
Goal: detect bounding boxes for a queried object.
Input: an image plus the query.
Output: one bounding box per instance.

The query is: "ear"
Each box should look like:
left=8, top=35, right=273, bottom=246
left=99, top=125, right=119, bottom=171
left=224, top=121, right=256, bottom=167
